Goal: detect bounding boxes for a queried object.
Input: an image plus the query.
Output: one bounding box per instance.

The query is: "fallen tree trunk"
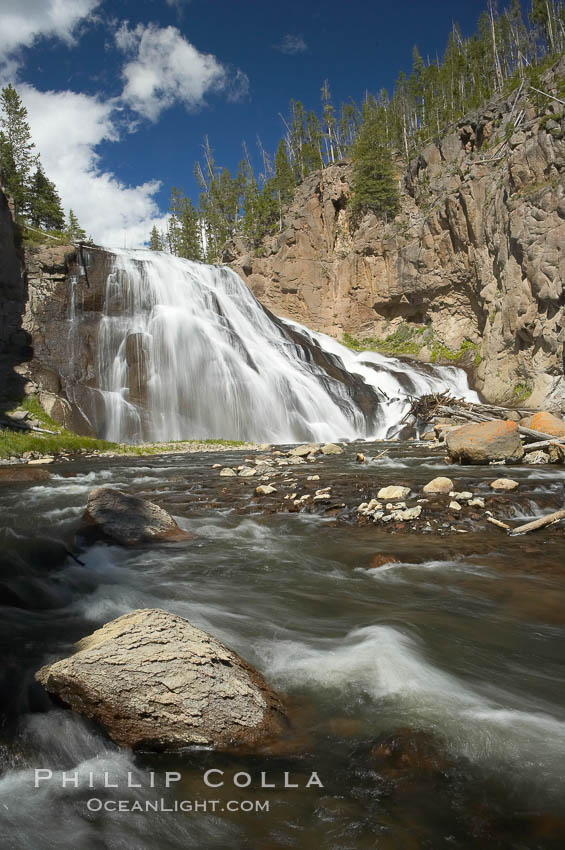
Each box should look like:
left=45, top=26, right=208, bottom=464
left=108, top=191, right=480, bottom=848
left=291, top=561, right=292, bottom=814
left=509, top=508, right=565, bottom=536
left=415, top=396, right=563, bottom=446
left=523, top=437, right=565, bottom=453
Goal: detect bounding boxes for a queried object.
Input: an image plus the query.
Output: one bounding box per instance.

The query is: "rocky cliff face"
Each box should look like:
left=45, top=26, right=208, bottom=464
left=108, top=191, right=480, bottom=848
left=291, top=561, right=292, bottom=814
left=232, top=58, right=565, bottom=411
left=20, top=244, right=113, bottom=434
left=0, top=188, right=29, bottom=411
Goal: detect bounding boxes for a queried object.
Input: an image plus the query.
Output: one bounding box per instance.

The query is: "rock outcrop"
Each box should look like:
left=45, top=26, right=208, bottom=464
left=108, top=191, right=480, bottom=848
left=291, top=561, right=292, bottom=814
left=0, top=186, right=30, bottom=412
left=83, top=487, right=194, bottom=545
left=20, top=243, right=108, bottom=434
left=36, top=608, right=287, bottom=750
left=445, top=419, right=524, bottom=464
left=232, top=58, right=565, bottom=411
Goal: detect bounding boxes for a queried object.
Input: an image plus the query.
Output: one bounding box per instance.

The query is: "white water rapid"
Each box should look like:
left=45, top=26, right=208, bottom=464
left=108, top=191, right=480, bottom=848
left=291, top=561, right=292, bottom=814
left=94, top=249, right=478, bottom=443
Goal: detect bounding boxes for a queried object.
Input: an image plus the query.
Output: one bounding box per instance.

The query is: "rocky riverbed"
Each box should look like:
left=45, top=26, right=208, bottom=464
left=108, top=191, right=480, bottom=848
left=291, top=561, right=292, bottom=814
left=1, top=441, right=564, bottom=849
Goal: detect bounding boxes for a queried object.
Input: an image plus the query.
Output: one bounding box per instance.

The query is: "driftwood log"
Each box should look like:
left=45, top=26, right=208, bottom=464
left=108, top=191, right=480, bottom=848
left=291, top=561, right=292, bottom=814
left=509, top=508, right=565, bottom=536
left=410, top=393, right=564, bottom=448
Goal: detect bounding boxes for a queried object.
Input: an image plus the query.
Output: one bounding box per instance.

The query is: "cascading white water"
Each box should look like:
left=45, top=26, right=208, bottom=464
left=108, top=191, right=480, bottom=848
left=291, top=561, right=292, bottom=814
left=96, top=249, right=478, bottom=443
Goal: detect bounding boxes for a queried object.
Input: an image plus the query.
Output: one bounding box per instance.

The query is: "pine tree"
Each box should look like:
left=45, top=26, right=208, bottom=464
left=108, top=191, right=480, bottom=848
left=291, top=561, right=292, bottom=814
left=272, top=140, right=295, bottom=208
left=168, top=187, right=202, bottom=261
left=0, top=84, right=35, bottom=216
left=29, top=161, right=65, bottom=230
left=351, top=98, right=400, bottom=223
left=66, top=209, right=86, bottom=242
left=149, top=225, right=165, bottom=251
left=321, top=80, right=340, bottom=163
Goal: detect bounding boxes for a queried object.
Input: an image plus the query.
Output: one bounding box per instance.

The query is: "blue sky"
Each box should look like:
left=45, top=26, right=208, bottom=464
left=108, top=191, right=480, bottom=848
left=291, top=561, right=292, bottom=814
left=0, top=0, right=487, bottom=246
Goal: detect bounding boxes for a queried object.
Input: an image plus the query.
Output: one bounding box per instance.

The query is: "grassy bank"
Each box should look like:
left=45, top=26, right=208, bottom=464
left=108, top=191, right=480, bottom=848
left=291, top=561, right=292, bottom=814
left=0, top=397, right=248, bottom=459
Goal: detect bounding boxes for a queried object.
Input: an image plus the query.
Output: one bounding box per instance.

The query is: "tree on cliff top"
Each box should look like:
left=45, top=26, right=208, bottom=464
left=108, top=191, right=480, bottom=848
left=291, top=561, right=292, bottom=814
left=149, top=225, right=166, bottom=251
left=29, top=161, right=65, bottom=230
left=0, top=84, right=35, bottom=216
left=66, top=209, right=86, bottom=242
left=350, top=98, right=400, bottom=224
left=167, top=186, right=202, bottom=261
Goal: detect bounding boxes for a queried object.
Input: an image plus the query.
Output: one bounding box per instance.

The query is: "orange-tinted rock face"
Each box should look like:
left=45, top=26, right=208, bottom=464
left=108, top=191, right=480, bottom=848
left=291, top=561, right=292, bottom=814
left=445, top=419, right=524, bottom=464
left=522, top=411, right=565, bottom=437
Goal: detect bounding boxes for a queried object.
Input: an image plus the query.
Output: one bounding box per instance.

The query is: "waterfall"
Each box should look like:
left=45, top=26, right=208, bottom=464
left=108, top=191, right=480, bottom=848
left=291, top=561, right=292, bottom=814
left=94, top=249, right=478, bottom=444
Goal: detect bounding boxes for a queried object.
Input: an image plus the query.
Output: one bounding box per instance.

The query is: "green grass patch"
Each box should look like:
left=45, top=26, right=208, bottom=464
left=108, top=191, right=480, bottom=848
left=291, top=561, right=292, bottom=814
left=343, top=325, right=480, bottom=364
left=1, top=395, right=249, bottom=459
left=18, top=224, right=73, bottom=248
left=0, top=429, right=119, bottom=458
left=512, top=382, right=533, bottom=403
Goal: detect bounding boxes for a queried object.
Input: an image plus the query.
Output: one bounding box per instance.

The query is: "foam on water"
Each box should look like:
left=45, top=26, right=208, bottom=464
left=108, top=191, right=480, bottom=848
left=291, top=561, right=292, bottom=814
left=262, top=624, right=565, bottom=792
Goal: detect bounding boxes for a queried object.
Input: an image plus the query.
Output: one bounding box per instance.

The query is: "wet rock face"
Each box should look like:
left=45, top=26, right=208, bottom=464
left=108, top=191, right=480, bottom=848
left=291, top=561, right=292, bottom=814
left=20, top=244, right=110, bottom=435
left=232, top=57, right=565, bottom=411
left=35, top=608, right=287, bottom=751
left=446, top=420, right=524, bottom=464
left=83, top=487, right=194, bottom=545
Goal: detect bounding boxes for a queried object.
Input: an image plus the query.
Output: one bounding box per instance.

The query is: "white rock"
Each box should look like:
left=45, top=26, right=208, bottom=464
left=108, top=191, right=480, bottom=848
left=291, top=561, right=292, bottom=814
left=468, top=498, right=485, bottom=508
left=219, top=468, right=237, bottom=477
left=307, top=475, right=320, bottom=481
left=255, top=485, right=277, bottom=495
left=449, top=500, right=462, bottom=511
left=390, top=506, right=422, bottom=521
left=377, top=485, right=411, bottom=500
left=423, top=476, right=453, bottom=494
left=320, top=443, right=343, bottom=455
left=238, top=467, right=257, bottom=477
left=449, top=491, right=473, bottom=500
left=289, top=443, right=319, bottom=457
left=489, top=478, right=519, bottom=490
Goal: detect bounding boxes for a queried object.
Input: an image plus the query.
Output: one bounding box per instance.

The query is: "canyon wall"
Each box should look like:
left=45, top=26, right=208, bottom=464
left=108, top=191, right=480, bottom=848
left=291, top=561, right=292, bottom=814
left=231, top=58, right=565, bottom=410
left=0, top=187, right=29, bottom=412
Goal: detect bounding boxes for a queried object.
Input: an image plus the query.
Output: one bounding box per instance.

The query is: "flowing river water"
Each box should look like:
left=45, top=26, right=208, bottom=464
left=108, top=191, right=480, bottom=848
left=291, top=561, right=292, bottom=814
left=1, top=443, right=564, bottom=849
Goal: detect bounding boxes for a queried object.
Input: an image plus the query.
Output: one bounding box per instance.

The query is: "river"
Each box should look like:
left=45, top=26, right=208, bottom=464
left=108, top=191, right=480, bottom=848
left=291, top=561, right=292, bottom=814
left=1, top=443, right=564, bottom=849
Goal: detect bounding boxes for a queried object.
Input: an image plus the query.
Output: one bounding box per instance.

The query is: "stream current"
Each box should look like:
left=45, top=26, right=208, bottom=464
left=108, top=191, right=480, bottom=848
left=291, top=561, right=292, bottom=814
left=0, top=444, right=564, bottom=849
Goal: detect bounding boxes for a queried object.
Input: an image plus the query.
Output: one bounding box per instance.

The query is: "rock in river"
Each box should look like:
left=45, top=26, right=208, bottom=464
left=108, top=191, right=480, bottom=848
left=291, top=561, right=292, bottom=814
left=320, top=443, right=343, bottom=455
left=422, top=476, right=453, bottom=494
left=83, top=487, right=193, bottom=546
left=377, top=485, right=411, bottom=500
left=35, top=608, right=287, bottom=751
left=490, top=478, right=519, bottom=490
left=446, top=420, right=524, bottom=464
left=521, top=411, right=565, bottom=438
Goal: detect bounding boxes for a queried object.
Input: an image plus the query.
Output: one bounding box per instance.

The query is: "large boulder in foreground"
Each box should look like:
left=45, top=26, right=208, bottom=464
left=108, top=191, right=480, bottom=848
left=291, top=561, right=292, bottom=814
left=521, top=411, right=565, bottom=437
left=83, top=487, right=193, bottom=545
left=36, top=608, right=287, bottom=750
left=446, top=420, right=524, bottom=464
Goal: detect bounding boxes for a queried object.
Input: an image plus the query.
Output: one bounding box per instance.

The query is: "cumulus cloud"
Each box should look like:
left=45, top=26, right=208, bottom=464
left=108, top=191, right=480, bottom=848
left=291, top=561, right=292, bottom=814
left=275, top=34, right=307, bottom=55
left=0, top=0, right=100, bottom=80
left=21, top=85, right=166, bottom=247
left=115, top=22, right=247, bottom=121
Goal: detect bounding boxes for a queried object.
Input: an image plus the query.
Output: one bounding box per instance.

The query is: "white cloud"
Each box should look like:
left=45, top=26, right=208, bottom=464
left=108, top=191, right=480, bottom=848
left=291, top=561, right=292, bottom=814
left=115, top=22, right=248, bottom=121
left=0, top=0, right=100, bottom=80
left=275, top=34, right=308, bottom=55
left=21, top=85, right=166, bottom=247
